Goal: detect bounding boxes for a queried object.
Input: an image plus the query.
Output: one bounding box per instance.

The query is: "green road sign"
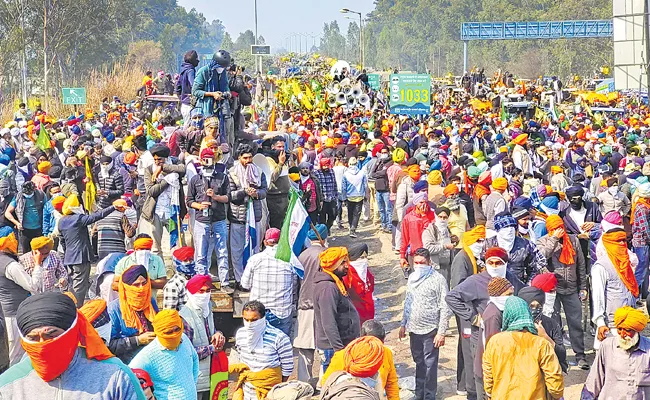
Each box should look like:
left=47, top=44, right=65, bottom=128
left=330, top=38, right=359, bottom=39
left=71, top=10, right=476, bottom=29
left=62, top=88, right=87, bottom=105
left=368, top=74, right=381, bottom=91
left=389, top=74, right=431, bottom=115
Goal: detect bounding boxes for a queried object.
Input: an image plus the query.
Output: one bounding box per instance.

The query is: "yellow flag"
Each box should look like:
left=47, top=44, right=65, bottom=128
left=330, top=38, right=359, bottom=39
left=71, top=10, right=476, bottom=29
left=84, top=157, right=96, bottom=212
left=268, top=106, right=276, bottom=132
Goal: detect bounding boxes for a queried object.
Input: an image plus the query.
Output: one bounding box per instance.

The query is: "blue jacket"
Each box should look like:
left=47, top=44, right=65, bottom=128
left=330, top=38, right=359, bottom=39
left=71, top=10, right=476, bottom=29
left=191, top=64, right=230, bottom=117
left=341, top=167, right=368, bottom=200
left=108, top=298, right=159, bottom=363
left=42, top=199, right=56, bottom=236
left=58, top=206, right=115, bottom=265
left=175, top=62, right=196, bottom=106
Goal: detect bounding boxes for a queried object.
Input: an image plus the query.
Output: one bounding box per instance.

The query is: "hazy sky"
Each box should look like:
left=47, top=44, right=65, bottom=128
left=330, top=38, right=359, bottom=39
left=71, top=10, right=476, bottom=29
left=177, top=0, right=375, bottom=51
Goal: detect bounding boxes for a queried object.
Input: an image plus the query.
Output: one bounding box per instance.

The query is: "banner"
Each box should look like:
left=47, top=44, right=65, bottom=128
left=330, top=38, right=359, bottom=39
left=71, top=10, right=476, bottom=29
left=389, top=74, right=431, bottom=115
left=276, top=187, right=311, bottom=278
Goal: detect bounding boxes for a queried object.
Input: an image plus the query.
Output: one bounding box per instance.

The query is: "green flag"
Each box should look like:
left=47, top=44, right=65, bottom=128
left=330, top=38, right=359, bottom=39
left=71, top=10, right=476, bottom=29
left=500, top=102, right=508, bottom=123
left=35, top=124, right=51, bottom=151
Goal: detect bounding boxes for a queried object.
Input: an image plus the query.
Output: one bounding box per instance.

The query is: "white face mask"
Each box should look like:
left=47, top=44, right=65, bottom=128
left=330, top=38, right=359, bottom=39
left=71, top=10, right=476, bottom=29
left=608, top=186, right=619, bottom=195
left=436, top=219, right=448, bottom=231
left=486, top=263, right=507, bottom=278
left=469, top=242, right=483, bottom=258
left=243, top=317, right=266, bottom=350
left=349, top=258, right=369, bottom=284
left=216, top=67, right=225, bottom=73
left=189, top=292, right=211, bottom=318
left=496, top=226, right=516, bottom=252
left=543, top=292, right=556, bottom=317
left=518, top=225, right=529, bottom=235
left=408, top=263, right=433, bottom=287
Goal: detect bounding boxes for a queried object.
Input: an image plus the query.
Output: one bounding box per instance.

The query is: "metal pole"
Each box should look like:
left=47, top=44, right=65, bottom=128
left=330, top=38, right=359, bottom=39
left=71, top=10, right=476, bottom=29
left=463, top=41, right=468, bottom=74
left=21, top=0, right=27, bottom=104
left=359, top=13, right=363, bottom=69
left=254, top=0, right=259, bottom=73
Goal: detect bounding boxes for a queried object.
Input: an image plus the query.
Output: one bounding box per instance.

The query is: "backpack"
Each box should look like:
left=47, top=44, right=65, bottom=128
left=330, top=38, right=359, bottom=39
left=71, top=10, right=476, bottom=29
left=319, top=371, right=380, bottom=400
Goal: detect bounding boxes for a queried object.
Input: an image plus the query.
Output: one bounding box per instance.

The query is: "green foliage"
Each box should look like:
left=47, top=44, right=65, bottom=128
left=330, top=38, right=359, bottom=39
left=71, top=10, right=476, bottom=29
left=318, top=0, right=613, bottom=77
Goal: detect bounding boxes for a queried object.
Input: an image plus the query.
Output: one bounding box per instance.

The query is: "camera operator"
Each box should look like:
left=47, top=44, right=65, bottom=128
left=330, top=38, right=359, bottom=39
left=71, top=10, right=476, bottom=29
left=192, top=50, right=232, bottom=145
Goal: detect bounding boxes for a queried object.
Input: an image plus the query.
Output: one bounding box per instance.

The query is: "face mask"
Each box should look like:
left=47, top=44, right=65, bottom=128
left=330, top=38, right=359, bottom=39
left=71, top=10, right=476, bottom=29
left=543, top=292, right=556, bottom=317
left=486, top=263, right=507, bottom=278
left=243, top=317, right=266, bottom=349
left=21, top=318, right=79, bottom=381
left=380, top=154, right=389, bottom=160
left=529, top=306, right=543, bottom=322
left=101, top=165, right=110, bottom=175
left=23, top=192, right=34, bottom=199
left=489, top=295, right=509, bottom=311
left=408, top=264, right=433, bottom=286
left=203, top=166, right=214, bottom=177
left=216, top=67, right=225, bottom=73
left=569, top=198, right=583, bottom=210
left=496, top=227, right=516, bottom=252
left=518, top=225, right=529, bottom=235
left=189, top=292, right=211, bottom=318
left=436, top=219, right=448, bottom=230
left=608, top=186, right=619, bottom=195
left=421, top=149, right=429, bottom=156
left=469, top=242, right=483, bottom=258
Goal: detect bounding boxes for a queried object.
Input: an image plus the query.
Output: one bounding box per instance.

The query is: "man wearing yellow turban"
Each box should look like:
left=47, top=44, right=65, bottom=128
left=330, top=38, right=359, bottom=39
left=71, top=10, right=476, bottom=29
left=512, top=133, right=533, bottom=175
left=19, top=236, right=68, bottom=295
left=129, top=309, right=199, bottom=400
left=584, top=306, right=650, bottom=399
left=313, top=247, right=360, bottom=369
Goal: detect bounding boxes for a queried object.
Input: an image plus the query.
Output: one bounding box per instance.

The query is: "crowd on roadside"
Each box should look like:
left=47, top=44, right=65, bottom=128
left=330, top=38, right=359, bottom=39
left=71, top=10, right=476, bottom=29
left=0, top=47, right=649, bottom=400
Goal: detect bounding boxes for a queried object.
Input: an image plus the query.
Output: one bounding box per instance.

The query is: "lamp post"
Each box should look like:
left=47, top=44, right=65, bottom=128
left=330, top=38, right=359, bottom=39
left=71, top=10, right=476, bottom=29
left=340, top=8, right=363, bottom=69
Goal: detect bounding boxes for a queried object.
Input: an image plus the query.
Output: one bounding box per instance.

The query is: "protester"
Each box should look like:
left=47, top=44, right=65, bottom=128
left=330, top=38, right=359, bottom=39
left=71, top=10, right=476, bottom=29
left=400, top=191, right=435, bottom=273
left=113, top=234, right=168, bottom=294
left=241, top=228, right=297, bottom=336
left=341, top=157, right=368, bottom=237
left=162, top=246, right=196, bottom=310
left=450, top=225, right=486, bottom=287
left=0, top=292, right=143, bottom=399
left=399, top=248, right=450, bottom=399
left=129, top=309, right=199, bottom=400
left=422, top=206, right=455, bottom=283
left=233, top=300, right=294, bottom=400
left=344, top=243, right=375, bottom=325
left=482, top=296, right=564, bottom=400
left=19, top=235, right=68, bottom=293
left=4, top=181, right=45, bottom=253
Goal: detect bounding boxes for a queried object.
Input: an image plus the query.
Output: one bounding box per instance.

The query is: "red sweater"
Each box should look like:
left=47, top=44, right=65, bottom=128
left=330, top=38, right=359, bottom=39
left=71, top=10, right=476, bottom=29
left=400, top=208, right=435, bottom=258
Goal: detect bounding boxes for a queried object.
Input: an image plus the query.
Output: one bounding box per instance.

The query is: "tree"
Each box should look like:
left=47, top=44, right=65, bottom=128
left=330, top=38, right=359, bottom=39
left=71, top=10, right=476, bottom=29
left=221, top=32, right=234, bottom=51
left=346, top=21, right=360, bottom=65
left=234, top=30, right=256, bottom=51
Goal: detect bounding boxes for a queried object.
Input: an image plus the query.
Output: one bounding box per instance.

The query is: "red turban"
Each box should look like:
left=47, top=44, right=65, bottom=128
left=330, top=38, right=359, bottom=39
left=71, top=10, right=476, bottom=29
left=371, top=143, right=384, bottom=158
left=186, top=275, right=212, bottom=294
left=320, top=157, right=332, bottom=168
left=484, top=247, right=509, bottom=263
left=531, top=273, right=558, bottom=293
left=172, top=246, right=194, bottom=262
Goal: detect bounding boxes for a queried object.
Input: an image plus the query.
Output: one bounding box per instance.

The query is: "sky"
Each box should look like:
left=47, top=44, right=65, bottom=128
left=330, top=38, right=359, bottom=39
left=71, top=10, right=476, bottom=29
left=177, top=0, right=376, bottom=52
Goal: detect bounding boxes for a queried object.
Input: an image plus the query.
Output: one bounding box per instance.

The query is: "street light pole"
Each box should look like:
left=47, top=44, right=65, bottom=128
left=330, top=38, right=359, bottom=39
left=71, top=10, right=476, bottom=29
left=340, top=8, right=363, bottom=69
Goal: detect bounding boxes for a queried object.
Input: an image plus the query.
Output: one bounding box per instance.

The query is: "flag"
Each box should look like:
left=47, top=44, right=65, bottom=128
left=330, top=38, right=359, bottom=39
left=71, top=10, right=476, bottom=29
left=500, top=101, right=508, bottom=123
left=268, top=106, right=276, bottom=132
left=242, top=199, right=258, bottom=267
left=168, top=204, right=181, bottom=248
left=145, top=120, right=161, bottom=140
left=368, top=115, right=375, bottom=131
left=35, top=124, right=51, bottom=151
left=276, top=187, right=311, bottom=278
left=84, top=157, right=96, bottom=212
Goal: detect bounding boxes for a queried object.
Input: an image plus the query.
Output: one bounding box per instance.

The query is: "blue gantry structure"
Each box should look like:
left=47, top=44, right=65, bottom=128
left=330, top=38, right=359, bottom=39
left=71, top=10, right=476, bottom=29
left=459, top=20, right=614, bottom=71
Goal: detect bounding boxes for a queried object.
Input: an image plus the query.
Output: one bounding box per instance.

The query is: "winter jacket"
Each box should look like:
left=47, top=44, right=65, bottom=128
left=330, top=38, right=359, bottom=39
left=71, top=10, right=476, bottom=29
left=96, top=167, right=125, bottom=209
left=395, top=177, right=415, bottom=222
left=535, top=234, right=586, bottom=295
left=192, top=64, right=231, bottom=118
left=107, top=297, right=159, bottom=363
left=341, top=166, right=367, bottom=200
left=176, top=129, right=204, bottom=156
left=186, top=171, right=229, bottom=224
left=227, top=168, right=268, bottom=224
left=370, top=159, right=393, bottom=192
left=481, top=236, right=546, bottom=284
left=175, top=62, right=196, bottom=105
left=400, top=208, right=435, bottom=259
left=141, top=163, right=187, bottom=223
left=313, top=271, right=360, bottom=351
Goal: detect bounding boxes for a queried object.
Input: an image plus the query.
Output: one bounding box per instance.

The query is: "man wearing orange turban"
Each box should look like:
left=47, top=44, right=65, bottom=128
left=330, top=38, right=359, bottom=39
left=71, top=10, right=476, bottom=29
left=129, top=309, right=199, bottom=399
left=584, top=306, right=650, bottom=399
left=314, top=247, right=360, bottom=366
left=538, top=214, right=588, bottom=368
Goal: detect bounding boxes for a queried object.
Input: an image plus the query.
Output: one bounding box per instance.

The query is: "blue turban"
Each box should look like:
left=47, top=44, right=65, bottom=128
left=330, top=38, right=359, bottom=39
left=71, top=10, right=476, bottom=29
left=429, top=160, right=442, bottom=171
left=307, top=224, right=328, bottom=241
left=0, top=226, right=14, bottom=239
left=413, top=180, right=428, bottom=193
left=513, top=196, right=532, bottom=210
left=105, top=133, right=115, bottom=143
left=3, top=147, right=16, bottom=161
left=71, top=125, right=81, bottom=135
left=0, top=155, right=10, bottom=166
left=540, top=196, right=560, bottom=215
left=494, top=213, right=518, bottom=231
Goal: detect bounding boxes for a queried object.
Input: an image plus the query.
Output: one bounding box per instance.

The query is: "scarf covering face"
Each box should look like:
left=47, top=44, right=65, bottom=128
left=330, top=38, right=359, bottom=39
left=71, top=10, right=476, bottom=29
left=407, top=164, right=422, bottom=182
left=319, top=247, right=349, bottom=296
left=602, top=231, right=639, bottom=297
left=118, top=265, right=156, bottom=333
left=545, top=215, right=576, bottom=265
left=233, top=161, right=261, bottom=189
left=153, top=309, right=183, bottom=350
left=502, top=296, right=538, bottom=334
left=17, top=293, right=113, bottom=382
left=462, top=225, right=486, bottom=274
left=343, top=336, right=385, bottom=378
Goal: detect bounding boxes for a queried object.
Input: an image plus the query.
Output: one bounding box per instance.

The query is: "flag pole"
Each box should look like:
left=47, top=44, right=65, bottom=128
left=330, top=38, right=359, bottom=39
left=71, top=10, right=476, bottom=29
left=308, top=220, right=325, bottom=247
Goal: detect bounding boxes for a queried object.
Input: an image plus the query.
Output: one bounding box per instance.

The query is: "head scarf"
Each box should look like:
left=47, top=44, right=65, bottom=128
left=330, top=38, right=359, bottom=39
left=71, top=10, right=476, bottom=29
left=407, top=164, right=421, bottom=182
left=134, top=237, right=154, bottom=250
left=545, top=215, right=576, bottom=265
left=487, top=277, right=513, bottom=296
left=118, top=265, right=156, bottom=333
left=632, top=183, right=650, bottom=223
left=462, top=225, right=486, bottom=274
left=319, top=247, right=349, bottom=296
left=17, top=292, right=113, bottom=382
left=172, top=246, right=195, bottom=275
left=602, top=210, right=623, bottom=232
left=443, top=184, right=459, bottom=197
left=502, top=296, right=537, bottom=334
left=0, top=226, right=18, bottom=254
left=550, top=165, right=563, bottom=174
left=51, top=195, right=65, bottom=212
left=614, top=306, right=649, bottom=332
left=492, top=177, right=508, bottom=192
left=485, top=247, right=509, bottom=263
left=531, top=272, right=558, bottom=293
left=540, top=195, right=560, bottom=215
left=427, top=170, right=442, bottom=185
left=38, top=161, right=52, bottom=174
left=30, top=236, right=53, bottom=251
left=601, top=230, right=638, bottom=297
left=186, top=274, right=212, bottom=294
left=392, top=148, right=406, bottom=164
left=513, top=134, right=528, bottom=146
left=493, top=214, right=517, bottom=231
left=153, top=309, right=184, bottom=350
left=343, top=336, right=385, bottom=378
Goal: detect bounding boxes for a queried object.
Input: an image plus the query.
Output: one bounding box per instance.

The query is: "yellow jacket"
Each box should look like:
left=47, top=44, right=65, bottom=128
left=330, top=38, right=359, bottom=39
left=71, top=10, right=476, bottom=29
left=321, top=345, right=399, bottom=400
left=483, top=331, right=564, bottom=400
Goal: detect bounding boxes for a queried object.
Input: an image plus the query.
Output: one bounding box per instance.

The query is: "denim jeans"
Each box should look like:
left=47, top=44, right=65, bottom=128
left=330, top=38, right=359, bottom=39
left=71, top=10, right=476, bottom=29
left=194, top=219, right=229, bottom=285
left=410, top=329, right=440, bottom=400
left=265, top=310, right=292, bottom=337
left=376, top=191, right=392, bottom=229
left=634, top=246, right=650, bottom=297
left=316, top=348, right=335, bottom=376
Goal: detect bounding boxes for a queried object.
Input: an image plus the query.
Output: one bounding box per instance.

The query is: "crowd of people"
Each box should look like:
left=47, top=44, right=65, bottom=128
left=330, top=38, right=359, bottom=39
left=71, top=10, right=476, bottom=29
left=0, top=46, right=649, bottom=400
